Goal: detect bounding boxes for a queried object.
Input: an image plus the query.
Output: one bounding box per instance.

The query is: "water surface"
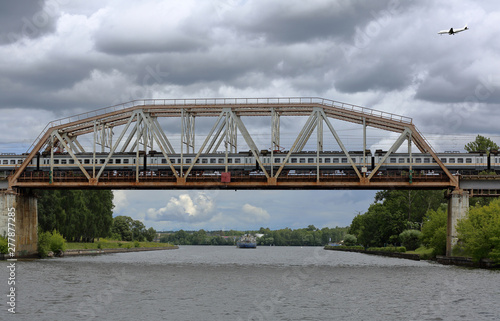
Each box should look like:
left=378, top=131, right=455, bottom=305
left=1, top=246, right=499, bottom=320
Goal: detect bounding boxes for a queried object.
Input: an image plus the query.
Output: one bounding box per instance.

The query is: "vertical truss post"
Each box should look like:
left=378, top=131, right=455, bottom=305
left=225, top=111, right=229, bottom=173
left=363, top=117, right=367, bottom=174
left=182, top=110, right=195, bottom=154
left=317, top=113, right=322, bottom=182
left=136, top=113, right=140, bottom=182
left=50, top=134, right=54, bottom=184
left=93, top=121, right=96, bottom=178
left=271, top=108, right=280, bottom=177
left=100, top=123, right=105, bottom=153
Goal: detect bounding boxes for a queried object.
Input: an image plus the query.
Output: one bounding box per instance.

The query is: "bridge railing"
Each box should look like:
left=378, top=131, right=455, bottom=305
left=25, top=97, right=412, bottom=153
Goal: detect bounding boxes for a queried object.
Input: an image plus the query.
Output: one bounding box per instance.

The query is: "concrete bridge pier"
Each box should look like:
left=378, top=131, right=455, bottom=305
left=0, top=189, right=38, bottom=257
left=446, top=189, right=469, bottom=256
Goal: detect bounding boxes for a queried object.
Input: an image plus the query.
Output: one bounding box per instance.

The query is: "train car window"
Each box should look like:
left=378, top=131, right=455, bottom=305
left=291, top=158, right=297, bottom=163
left=457, top=158, right=463, bottom=163
left=432, top=158, right=437, bottom=163
left=440, top=158, right=446, bottom=163
left=390, top=158, right=397, bottom=163
left=299, top=158, right=305, bottom=163
left=449, top=158, right=455, bottom=163
left=424, top=158, right=430, bottom=163
left=341, top=158, right=348, bottom=163
left=169, top=159, right=174, bottom=164
left=318, top=158, right=323, bottom=163
left=398, top=158, right=405, bottom=163
left=235, top=158, right=241, bottom=164
left=333, top=158, right=339, bottom=163
left=161, top=158, right=167, bottom=164
left=18, top=160, right=23, bottom=164
left=210, top=158, right=216, bottom=164
left=202, top=158, right=208, bottom=164
left=123, top=159, right=129, bottom=164
left=10, top=160, right=15, bottom=164
left=218, top=158, right=224, bottom=164
left=185, top=158, right=191, bottom=164
left=3, top=160, right=8, bottom=164
left=308, top=158, right=314, bottom=163
left=415, top=158, right=422, bottom=163
left=54, top=159, right=59, bottom=164
left=324, top=158, right=330, bottom=163
left=115, top=159, right=121, bottom=164
left=228, top=158, right=232, bottom=163
left=61, top=159, right=67, bottom=164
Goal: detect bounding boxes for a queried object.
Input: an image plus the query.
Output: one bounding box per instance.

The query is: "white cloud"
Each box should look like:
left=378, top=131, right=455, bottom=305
left=146, top=192, right=216, bottom=223
left=240, top=204, right=271, bottom=223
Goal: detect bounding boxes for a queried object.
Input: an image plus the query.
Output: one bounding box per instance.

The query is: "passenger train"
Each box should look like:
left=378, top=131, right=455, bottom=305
left=1, top=149, right=499, bottom=177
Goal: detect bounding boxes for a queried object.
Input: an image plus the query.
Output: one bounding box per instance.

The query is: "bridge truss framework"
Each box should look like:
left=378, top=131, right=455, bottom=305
left=8, top=97, right=459, bottom=190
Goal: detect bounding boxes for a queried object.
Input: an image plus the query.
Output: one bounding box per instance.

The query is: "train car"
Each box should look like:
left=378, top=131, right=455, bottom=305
left=0, top=149, right=497, bottom=177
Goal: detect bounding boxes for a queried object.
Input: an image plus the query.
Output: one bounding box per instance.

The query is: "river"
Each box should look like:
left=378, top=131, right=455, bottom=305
left=1, top=246, right=499, bottom=320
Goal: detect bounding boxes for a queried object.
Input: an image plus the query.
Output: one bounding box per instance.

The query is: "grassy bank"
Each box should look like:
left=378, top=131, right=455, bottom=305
left=66, top=239, right=175, bottom=250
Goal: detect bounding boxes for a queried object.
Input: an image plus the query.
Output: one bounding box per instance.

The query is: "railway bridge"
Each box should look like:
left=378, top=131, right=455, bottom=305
left=1, top=97, right=499, bottom=257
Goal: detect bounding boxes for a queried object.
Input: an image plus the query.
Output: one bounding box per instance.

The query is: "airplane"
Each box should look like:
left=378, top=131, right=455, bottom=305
left=438, top=25, right=468, bottom=35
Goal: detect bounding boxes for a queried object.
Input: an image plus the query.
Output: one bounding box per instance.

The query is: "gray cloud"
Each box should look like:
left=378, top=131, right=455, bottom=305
left=0, top=0, right=59, bottom=44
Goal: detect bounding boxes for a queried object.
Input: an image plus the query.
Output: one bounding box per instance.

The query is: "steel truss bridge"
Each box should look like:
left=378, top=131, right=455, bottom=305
left=6, top=97, right=468, bottom=191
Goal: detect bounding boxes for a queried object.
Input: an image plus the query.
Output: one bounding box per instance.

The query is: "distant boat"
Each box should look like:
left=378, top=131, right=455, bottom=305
left=237, top=234, right=257, bottom=248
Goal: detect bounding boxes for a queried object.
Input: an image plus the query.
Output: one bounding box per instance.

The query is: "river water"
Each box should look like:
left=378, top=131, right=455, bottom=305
left=1, top=246, right=499, bottom=320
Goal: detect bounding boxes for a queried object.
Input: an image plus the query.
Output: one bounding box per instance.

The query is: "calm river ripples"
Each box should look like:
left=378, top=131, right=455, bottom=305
left=1, top=246, right=499, bottom=320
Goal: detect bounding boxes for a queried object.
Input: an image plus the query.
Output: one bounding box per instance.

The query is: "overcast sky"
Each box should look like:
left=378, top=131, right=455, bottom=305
left=1, top=0, right=499, bottom=231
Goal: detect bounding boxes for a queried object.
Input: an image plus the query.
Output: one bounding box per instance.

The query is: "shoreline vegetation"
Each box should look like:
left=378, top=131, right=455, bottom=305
left=324, top=245, right=499, bottom=269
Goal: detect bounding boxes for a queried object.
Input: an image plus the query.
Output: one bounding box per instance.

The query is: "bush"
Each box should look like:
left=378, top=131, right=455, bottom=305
left=399, top=230, right=422, bottom=251
left=343, top=234, right=357, bottom=246
left=97, top=242, right=102, bottom=249
left=134, top=240, right=140, bottom=248
left=0, top=236, right=8, bottom=254
left=49, top=230, right=67, bottom=253
left=38, top=230, right=52, bottom=258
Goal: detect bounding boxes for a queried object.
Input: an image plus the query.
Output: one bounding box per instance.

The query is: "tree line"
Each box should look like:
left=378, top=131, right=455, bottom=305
left=346, top=135, right=500, bottom=262
left=37, top=190, right=156, bottom=243
left=37, top=190, right=114, bottom=242
left=160, top=226, right=349, bottom=246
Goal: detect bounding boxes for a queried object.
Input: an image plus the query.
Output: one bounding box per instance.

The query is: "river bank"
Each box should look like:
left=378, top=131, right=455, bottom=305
left=0, top=244, right=178, bottom=260
left=324, top=245, right=499, bottom=269
left=64, top=245, right=179, bottom=256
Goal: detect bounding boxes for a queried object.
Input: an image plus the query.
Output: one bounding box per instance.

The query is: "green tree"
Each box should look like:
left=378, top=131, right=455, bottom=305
left=399, top=229, right=422, bottom=251
left=421, top=205, right=448, bottom=256
left=145, top=227, right=157, bottom=242
left=375, top=190, right=446, bottom=224
left=343, top=234, right=357, bottom=246
left=456, top=198, right=500, bottom=263
left=464, top=135, right=499, bottom=154
left=111, top=216, right=134, bottom=241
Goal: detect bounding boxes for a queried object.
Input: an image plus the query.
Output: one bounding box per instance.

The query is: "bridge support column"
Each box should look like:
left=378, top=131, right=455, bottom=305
left=0, top=190, right=38, bottom=257
left=446, top=189, right=469, bottom=257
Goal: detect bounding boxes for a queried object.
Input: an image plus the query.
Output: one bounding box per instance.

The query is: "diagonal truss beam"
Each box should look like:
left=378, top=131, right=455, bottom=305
left=367, top=128, right=411, bottom=181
